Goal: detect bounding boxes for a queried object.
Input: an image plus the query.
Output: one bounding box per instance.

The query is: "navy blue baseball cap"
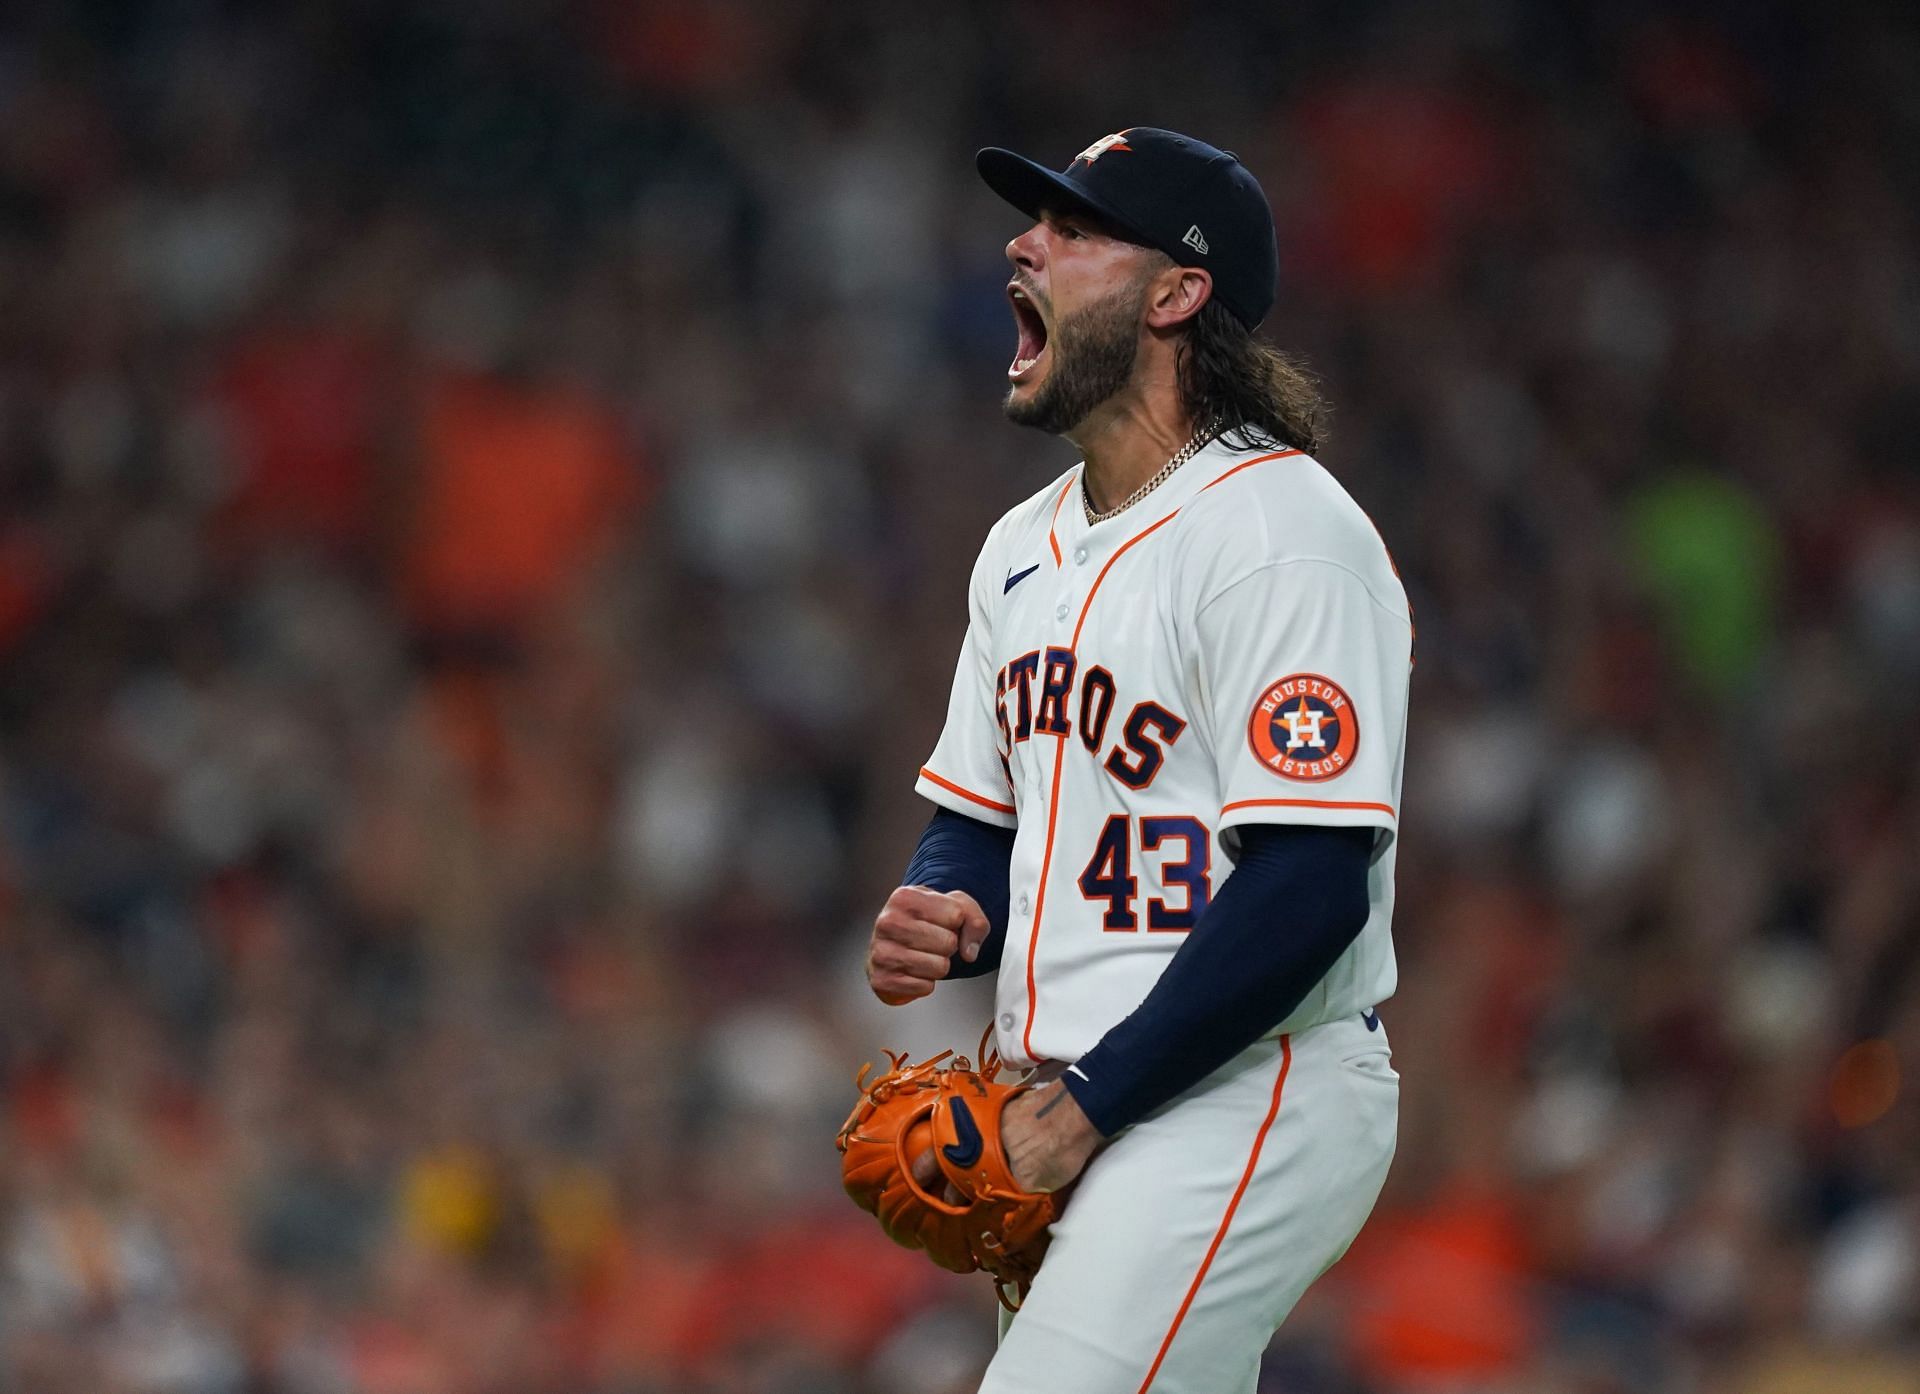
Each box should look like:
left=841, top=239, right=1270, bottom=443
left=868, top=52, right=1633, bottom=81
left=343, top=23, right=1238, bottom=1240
left=977, top=127, right=1279, bottom=330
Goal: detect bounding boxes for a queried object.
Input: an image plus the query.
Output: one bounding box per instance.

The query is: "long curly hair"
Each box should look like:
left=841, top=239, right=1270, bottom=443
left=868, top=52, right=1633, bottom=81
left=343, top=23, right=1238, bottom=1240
left=1174, top=299, right=1329, bottom=456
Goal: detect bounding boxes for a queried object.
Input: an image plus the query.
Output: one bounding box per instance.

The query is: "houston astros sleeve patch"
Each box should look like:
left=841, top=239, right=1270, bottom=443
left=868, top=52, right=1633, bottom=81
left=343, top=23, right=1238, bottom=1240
left=1247, top=674, right=1358, bottom=782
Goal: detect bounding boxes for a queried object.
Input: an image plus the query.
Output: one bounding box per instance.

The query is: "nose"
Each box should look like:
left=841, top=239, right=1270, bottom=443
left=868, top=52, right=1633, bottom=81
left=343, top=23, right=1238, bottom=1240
left=1005, top=222, right=1044, bottom=274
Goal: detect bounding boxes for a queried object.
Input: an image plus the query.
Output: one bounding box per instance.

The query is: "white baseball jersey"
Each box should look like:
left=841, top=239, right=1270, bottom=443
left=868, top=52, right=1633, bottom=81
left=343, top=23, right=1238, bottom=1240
left=916, top=436, right=1412, bottom=1071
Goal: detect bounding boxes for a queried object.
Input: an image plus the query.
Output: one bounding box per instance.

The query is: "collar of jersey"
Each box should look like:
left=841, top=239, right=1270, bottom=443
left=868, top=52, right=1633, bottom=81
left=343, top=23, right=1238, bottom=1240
left=1056, top=436, right=1238, bottom=551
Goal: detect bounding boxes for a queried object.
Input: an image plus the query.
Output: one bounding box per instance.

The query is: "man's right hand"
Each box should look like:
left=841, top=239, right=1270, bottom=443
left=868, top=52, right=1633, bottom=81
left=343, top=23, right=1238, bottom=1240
left=867, top=886, right=993, bottom=1004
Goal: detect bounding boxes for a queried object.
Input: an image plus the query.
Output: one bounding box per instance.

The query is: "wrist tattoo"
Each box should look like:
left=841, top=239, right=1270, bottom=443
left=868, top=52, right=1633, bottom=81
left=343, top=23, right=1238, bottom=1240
left=1035, top=1087, right=1067, bottom=1118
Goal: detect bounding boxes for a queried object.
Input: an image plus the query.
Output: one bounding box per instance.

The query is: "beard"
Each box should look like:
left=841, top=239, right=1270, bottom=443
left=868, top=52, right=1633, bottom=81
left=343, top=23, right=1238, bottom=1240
left=1003, top=278, right=1146, bottom=435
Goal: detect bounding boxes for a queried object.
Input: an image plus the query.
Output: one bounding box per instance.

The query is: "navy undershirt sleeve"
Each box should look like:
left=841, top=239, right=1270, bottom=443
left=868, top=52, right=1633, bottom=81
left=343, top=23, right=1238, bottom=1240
left=901, top=807, right=1015, bottom=979
left=1061, top=823, right=1375, bottom=1136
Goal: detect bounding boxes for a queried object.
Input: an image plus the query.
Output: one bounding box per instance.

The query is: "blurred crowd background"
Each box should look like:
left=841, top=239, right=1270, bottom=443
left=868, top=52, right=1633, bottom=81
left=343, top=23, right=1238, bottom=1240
left=0, top=0, right=1916, bottom=1391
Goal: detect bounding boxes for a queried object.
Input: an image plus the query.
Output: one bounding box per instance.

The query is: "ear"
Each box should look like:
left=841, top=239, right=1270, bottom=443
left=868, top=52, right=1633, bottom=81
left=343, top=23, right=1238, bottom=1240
left=1143, top=266, right=1212, bottom=331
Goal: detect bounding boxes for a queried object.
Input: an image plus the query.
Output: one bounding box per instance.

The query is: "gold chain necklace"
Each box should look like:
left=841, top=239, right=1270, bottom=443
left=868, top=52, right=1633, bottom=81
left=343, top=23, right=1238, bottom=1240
left=1082, top=423, right=1215, bottom=526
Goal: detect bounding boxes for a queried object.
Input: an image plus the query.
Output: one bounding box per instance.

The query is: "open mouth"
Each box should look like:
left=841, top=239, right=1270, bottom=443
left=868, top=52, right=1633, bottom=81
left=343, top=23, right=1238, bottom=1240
left=1008, top=283, right=1050, bottom=382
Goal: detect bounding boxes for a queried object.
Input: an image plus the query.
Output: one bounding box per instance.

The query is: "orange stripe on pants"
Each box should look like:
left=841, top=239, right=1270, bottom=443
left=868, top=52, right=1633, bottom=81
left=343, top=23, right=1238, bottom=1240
left=1134, top=1036, right=1293, bottom=1392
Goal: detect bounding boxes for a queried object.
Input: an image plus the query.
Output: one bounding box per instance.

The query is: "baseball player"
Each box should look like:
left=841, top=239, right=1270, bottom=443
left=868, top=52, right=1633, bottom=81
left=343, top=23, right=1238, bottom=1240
left=865, top=128, right=1410, bottom=1392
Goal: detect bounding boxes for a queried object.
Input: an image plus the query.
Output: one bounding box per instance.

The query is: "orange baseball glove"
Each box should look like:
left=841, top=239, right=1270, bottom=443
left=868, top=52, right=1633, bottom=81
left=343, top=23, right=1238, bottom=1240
left=835, top=1036, right=1060, bottom=1308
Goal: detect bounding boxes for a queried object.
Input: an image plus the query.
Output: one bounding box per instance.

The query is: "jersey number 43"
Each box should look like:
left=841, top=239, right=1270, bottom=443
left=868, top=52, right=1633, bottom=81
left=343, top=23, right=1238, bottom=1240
left=1077, top=815, right=1212, bottom=932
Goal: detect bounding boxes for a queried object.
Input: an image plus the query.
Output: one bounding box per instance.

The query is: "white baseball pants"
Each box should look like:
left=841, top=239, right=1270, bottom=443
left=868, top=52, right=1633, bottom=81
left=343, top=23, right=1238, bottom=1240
left=983, top=1013, right=1398, bottom=1393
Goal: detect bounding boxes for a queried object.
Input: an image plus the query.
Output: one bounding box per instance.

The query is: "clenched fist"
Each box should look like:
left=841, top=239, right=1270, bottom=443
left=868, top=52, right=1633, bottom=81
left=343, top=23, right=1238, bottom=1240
left=867, top=885, right=993, bottom=1005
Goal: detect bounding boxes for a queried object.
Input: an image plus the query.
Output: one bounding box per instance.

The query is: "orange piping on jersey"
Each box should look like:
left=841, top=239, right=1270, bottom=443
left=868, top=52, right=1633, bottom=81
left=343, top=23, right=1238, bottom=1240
left=1021, top=732, right=1072, bottom=1058
left=918, top=767, right=1016, bottom=815
left=1022, top=507, right=1182, bottom=1062
left=1196, top=448, right=1302, bottom=494
left=1046, top=477, right=1074, bottom=566
left=1222, top=797, right=1396, bottom=818
left=1135, top=1035, right=1293, bottom=1392
left=1068, top=513, right=1180, bottom=646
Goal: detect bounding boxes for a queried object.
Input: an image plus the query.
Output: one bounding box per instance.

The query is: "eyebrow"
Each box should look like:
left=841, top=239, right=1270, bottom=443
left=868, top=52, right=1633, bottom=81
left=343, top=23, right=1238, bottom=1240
left=1039, top=205, right=1148, bottom=247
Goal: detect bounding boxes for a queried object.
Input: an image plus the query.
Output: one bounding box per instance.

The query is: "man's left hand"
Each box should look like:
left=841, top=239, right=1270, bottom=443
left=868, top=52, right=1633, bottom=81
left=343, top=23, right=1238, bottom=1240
left=1001, top=1082, right=1104, bottom=1193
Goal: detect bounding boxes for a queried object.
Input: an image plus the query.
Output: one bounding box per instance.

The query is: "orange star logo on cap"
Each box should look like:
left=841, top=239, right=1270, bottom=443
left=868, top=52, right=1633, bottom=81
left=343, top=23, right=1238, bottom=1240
left=1075, top=132, right=1133, bottom=165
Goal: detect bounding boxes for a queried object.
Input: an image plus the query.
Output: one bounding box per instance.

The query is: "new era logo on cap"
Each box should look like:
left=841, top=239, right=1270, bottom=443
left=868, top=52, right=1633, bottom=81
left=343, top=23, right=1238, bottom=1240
left=1182, top=224, right=1209, bottom=255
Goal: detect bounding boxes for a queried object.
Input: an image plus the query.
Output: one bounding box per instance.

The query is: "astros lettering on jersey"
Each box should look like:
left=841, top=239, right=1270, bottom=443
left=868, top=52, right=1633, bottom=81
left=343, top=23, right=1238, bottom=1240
left=916, top=437, right=1412, bottom=1071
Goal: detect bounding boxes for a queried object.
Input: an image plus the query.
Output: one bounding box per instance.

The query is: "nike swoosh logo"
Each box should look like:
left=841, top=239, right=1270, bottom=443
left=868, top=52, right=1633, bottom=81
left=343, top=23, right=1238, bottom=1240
left=941, top=1097, right=983, bottom=1168
left=1067, top=1065, right=1090, bottom=1082
left=1003, top=564, right=1040, bottom=594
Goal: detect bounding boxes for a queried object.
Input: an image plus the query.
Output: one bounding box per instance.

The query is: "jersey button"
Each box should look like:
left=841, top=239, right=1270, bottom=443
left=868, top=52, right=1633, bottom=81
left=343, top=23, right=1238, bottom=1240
left=999, top=1012, right=1016, bottom=1031
left=1017, top=893, right=1031, bottom=914
left=1072, top=547, right=1088, bottom=565
left=1054, top=603, right=1069, bottom=621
